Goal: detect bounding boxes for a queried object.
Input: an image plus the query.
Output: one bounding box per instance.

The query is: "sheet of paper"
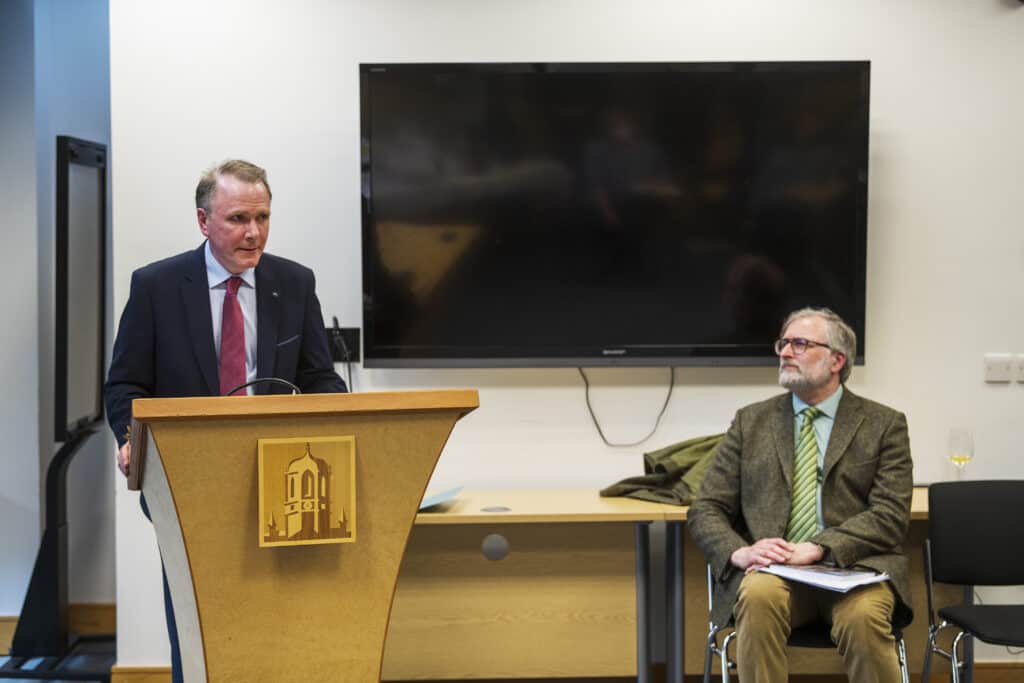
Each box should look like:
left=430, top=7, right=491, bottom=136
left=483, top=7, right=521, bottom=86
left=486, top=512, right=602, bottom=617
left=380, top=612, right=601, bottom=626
left=419, top=486, right=463, bottom=511
left=757, top=563, right=890, bottom=593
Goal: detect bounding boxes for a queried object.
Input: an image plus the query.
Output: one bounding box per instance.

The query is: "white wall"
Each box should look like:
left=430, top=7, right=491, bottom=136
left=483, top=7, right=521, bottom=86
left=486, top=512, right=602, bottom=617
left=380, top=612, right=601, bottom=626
left=0, top=0, right=41, bottom=617
left=34, top=0, right=115, bottom=607
left=0, top=0, right=114, bottom=620
left=109, top=0, right=1024, bottom=665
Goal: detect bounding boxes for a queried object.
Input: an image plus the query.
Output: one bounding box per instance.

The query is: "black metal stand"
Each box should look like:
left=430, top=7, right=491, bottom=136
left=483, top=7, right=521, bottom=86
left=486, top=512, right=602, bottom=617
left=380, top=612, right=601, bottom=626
left=1, top=425, right=114, bottom=681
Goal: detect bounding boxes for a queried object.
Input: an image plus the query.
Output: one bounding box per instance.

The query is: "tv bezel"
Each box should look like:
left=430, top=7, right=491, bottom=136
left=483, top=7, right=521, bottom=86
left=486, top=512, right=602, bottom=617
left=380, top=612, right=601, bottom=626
left=359, top=61, right=869, bottom=369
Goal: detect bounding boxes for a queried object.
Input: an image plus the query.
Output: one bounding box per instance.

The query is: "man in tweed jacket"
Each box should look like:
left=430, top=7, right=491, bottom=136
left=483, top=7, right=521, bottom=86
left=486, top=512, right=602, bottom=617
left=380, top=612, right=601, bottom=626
left=689, top=308, right=912, bottom=683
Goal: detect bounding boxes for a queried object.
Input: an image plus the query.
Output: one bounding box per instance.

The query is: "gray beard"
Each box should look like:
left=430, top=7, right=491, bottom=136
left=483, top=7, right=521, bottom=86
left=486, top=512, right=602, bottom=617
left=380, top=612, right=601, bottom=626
left=779, top=370, right=811, bottom=392
left=779, top=367, right=827, bottom=393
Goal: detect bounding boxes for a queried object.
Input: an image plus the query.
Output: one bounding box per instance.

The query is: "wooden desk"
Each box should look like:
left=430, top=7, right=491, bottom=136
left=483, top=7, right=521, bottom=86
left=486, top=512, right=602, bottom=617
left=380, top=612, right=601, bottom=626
left=381, top=489, right=683, bottom=681
left=382, top=487, right=949, bottom=681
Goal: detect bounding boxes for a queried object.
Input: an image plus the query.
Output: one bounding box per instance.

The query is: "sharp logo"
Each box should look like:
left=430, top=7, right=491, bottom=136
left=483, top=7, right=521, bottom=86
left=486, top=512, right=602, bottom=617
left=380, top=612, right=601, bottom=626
left=602, top=349, right=627, bottom=356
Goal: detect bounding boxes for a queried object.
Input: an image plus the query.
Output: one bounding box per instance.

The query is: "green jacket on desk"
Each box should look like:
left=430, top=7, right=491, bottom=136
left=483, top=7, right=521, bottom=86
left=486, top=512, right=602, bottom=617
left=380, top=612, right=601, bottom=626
left=600, top=433, right=724, bottom=505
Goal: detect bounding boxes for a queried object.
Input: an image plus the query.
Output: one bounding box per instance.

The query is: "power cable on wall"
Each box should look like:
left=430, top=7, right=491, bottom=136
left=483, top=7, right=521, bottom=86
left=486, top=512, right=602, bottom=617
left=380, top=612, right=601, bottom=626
left=578, top=367, right=674, bottom=447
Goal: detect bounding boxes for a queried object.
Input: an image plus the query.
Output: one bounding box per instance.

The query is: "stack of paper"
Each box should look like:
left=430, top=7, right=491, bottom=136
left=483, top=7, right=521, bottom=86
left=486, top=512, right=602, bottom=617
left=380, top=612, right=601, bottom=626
left=757, top=564, right=890, bottom=593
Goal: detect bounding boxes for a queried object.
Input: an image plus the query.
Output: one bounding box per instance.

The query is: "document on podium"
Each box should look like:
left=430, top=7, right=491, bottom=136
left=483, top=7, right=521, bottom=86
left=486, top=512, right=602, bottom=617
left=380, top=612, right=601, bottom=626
left=757, top=564, right=890, bottom=593
left=419, top=486, right=463, bottom=511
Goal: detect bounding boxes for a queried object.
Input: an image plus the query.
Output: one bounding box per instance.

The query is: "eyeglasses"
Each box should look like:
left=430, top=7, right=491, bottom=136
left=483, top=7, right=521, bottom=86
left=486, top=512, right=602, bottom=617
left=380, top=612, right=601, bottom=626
left=773, top=337, right=834, bottom=356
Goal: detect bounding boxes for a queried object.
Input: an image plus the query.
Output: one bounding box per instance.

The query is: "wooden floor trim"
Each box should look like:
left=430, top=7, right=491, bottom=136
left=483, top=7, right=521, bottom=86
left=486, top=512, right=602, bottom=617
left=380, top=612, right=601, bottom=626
left=0, top=616, right=15, bottom=656
left=108, top=672, right=1024, bottom=683
left=103, top=663, right=1024, bottom=683
left=679, top=667, right=1024, bottom=683
left=69, top=602, right=116, bottom=635
left=19, top=635, right=1024, bottom=683
left=972, top=662, right=1024, bottom=683
left=0, top=603, right=115, bottom=656
left=110, top=666, right=172, bottom=683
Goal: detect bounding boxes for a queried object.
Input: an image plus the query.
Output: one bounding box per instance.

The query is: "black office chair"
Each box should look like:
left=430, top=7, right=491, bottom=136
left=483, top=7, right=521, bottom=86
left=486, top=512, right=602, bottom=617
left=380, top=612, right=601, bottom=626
left=703, top=564, right=910, bottom=683
left=923, top=481, right=1024, bottom=683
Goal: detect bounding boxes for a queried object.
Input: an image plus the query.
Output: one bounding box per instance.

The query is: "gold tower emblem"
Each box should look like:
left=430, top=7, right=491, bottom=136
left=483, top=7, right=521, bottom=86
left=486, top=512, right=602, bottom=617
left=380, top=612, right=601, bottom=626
left=257, top=436, right=356, bottom=548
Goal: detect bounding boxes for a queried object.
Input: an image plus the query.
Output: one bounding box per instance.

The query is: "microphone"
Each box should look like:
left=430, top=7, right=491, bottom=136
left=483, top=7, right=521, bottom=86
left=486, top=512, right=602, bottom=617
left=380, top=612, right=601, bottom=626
left=331, top=316, right=353, bottom=362
left=226, top=377, right=302, bottom=396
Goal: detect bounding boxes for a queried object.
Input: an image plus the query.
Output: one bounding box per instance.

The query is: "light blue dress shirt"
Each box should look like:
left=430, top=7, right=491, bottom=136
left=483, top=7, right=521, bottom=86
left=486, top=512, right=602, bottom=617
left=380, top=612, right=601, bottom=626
left=792, top=384, right=843, bottom=534
left=205, top=241, right=258, bottom=395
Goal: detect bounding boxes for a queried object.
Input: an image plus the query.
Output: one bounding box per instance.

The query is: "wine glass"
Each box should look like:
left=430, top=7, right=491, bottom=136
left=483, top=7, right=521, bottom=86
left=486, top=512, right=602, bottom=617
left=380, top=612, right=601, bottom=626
left=947, top=428, right=973, bottom=480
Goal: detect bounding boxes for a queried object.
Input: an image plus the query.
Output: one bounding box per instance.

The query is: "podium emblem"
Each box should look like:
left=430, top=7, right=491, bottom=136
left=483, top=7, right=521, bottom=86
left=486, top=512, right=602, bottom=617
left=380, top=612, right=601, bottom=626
left=257, top=436, right=356, bottom=548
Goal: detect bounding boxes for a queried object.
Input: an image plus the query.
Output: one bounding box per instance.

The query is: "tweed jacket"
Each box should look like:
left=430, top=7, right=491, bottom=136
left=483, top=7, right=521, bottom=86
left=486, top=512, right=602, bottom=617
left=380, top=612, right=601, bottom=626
left=688, top=389, right=914, bottom=628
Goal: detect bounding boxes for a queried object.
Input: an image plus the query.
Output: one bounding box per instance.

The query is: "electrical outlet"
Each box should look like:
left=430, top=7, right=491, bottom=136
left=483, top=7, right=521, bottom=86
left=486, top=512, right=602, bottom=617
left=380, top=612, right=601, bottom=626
left=326, top=326, right=361, bottom=363
left=1014, top=354, right=1024, bottom=383
left=984, top=352, right=1013, bottom=383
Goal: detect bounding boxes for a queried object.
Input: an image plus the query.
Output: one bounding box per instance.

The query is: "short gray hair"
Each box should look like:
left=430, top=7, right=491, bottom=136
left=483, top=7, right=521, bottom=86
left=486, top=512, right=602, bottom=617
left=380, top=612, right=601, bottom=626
left=195, top=159, right=272, bottom=213
left=780, top=307, right=857, bottom=383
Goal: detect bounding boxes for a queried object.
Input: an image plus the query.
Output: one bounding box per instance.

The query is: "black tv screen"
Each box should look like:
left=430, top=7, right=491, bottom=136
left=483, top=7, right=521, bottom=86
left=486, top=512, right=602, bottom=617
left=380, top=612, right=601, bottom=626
left=360, top=62, right=869, bottom=367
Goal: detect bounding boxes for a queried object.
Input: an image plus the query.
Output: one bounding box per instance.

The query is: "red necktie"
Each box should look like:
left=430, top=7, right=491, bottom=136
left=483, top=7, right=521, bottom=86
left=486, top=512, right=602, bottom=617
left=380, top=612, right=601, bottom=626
left=219, top=276, right=246, bottom=396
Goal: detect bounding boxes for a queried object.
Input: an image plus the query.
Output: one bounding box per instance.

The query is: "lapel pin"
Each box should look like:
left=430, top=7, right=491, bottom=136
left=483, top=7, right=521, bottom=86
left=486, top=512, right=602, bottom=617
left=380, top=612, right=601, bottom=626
left=272, top=291, right=279, bottom=298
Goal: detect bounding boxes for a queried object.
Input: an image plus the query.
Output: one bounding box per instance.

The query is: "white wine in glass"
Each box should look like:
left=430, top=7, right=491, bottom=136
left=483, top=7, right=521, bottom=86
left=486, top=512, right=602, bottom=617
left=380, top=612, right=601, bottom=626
left=948, top=428, right=973, bottom=478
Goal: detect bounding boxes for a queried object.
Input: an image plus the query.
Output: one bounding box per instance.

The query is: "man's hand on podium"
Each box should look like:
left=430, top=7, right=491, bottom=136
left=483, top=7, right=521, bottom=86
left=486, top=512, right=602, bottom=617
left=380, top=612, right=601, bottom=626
left=118, top=442, right=131, bottom=478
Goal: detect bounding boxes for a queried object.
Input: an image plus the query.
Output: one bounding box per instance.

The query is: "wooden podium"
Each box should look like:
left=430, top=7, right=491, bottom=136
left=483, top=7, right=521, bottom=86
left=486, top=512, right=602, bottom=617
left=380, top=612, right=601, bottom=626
left=127, top=390, right=479, bottom=683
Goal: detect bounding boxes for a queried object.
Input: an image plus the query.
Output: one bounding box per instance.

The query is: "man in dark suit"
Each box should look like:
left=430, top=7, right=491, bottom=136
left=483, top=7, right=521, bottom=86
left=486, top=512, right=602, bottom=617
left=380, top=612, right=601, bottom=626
left=104, top=159, right=346, bottom=682
left=688, top=307, right=912, bottom=683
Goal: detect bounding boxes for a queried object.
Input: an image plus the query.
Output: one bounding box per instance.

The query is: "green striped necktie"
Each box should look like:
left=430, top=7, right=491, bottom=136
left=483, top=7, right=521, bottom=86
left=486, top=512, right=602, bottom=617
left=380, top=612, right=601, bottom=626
left=785, top=406, right=822, bottom=543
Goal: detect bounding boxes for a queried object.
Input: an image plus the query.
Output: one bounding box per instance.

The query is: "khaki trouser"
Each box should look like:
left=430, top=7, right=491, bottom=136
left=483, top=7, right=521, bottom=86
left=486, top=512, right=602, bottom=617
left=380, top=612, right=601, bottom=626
left=734, top=571, right=900, bottom=683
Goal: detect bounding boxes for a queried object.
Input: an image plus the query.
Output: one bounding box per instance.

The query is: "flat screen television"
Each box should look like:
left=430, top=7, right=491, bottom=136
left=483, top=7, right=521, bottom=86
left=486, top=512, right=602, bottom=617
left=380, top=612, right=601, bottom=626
left=54, top=136, right=107, bottom=440
left=360, top=62, right=869, bottom=367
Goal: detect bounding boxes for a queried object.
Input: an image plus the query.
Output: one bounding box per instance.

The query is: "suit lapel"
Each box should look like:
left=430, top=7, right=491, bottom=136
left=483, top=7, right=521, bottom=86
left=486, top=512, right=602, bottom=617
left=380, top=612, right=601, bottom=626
left=772, top=395, right=796, bottom=489
left=181, top=246, right=219, bottom=395
left=255, top=263, right=280, bottom=392
left=822, top=389, right=865, bottom=482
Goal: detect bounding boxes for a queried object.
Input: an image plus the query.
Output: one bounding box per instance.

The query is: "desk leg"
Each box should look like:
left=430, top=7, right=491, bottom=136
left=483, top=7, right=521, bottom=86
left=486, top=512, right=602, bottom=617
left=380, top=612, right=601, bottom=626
left=635, top=522, right=651, bottom=683
left=665, top=521, right=683, bottom=683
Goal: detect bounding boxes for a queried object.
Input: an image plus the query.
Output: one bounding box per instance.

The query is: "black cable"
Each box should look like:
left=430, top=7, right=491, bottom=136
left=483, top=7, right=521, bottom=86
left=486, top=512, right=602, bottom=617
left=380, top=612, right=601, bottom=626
left=331, top=316, right=350, bottom=356
left=226, top=377, right=302, bottom=396
left=345, top=360, right=356, bottom=392
left=330, top=316, right=357, bottom=392
left=578, top=367, right=674, bottom=447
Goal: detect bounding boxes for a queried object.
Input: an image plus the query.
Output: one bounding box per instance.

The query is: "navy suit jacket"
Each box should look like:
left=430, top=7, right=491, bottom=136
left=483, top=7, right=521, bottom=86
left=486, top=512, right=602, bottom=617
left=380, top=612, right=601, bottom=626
left=105, top=243, right=346, bottom=446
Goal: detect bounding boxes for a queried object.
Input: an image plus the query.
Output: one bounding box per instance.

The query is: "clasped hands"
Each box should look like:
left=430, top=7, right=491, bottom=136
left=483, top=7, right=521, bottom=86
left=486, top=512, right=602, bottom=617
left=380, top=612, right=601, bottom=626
left=730, top=538, right=824, bottom=574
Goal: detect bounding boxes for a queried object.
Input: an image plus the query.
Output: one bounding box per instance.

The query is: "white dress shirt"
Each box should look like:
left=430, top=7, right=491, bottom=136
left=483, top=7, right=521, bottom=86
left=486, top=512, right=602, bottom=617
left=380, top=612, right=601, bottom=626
left=205, top=241, right=258, bottom=395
